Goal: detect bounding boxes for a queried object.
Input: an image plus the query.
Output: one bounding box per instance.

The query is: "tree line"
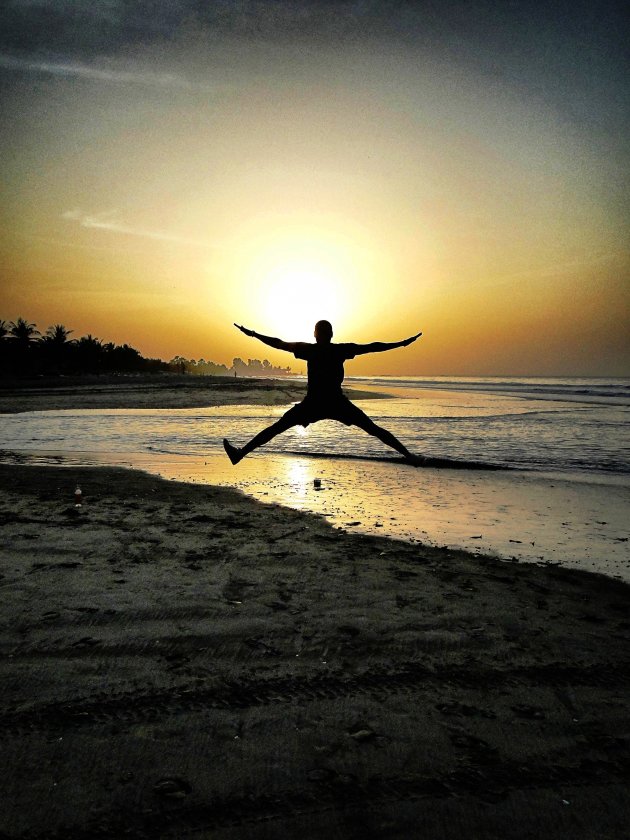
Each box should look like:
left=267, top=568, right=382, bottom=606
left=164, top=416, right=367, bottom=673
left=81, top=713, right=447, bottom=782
left=0, top=318, right=292, bottom=379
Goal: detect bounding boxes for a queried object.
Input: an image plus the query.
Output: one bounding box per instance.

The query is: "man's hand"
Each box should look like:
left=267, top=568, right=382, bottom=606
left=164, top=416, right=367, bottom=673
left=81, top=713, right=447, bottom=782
left=402, top=331, right=422, bottom=347
left=234, top=323, right=255, bottom=337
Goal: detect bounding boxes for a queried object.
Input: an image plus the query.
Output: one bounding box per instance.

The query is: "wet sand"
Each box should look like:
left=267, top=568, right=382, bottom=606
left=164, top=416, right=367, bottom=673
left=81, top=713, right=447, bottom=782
left=8, top=448, right=628, bottom=582
left=1, top=462, right=629, bottom=839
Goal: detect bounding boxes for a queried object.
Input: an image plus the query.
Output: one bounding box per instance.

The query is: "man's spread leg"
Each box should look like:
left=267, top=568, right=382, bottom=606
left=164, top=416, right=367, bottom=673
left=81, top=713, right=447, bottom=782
left=223, top=404, right=306, bottom=464
left=348, top=404, right=421, bottom=462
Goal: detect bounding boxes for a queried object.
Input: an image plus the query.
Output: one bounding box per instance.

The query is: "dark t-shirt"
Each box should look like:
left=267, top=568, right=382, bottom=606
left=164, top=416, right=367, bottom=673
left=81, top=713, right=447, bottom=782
left=293, top=342, right=358, bottom=399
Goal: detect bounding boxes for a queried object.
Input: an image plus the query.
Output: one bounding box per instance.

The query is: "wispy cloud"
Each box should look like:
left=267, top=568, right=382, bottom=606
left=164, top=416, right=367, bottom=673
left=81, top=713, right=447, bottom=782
left=62, top=209, right=213, bottom=249
left=0, top=53, right=201, bottom=90
left=11, top=230, right=149, bottom=255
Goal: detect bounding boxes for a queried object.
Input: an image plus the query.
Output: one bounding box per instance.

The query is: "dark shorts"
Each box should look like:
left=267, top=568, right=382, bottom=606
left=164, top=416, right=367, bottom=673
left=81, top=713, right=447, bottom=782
left=281, top=395, right=372, bottom=429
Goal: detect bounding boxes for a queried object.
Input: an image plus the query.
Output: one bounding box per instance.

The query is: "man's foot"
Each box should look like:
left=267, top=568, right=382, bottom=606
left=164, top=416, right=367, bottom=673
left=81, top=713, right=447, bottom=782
left=223, top=439, right=243, bottom=465
left=406, top=453, right=427, bottom=467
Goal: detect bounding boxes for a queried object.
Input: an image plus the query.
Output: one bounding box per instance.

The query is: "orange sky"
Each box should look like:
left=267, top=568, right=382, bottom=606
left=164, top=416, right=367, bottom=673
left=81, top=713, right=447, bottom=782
left=1, top=3, right=628, bottom=376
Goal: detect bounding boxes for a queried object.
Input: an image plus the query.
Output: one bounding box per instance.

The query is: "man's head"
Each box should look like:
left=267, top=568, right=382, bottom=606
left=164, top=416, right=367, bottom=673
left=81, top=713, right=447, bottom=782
left=314, top=320, right=333, bottom=344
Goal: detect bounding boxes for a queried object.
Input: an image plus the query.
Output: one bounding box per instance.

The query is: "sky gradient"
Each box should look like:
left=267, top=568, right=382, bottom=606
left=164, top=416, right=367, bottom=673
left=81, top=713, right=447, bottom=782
left=1, top=1, right=628, bottom=376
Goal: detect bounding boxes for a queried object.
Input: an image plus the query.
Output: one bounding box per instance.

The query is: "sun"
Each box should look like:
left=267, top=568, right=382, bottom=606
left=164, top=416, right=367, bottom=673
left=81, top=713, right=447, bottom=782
left=215, top=221, right=382, bottom=343
left=260, top=257, right=349, bottom=339
left=239, top=229, right=362, bottom=339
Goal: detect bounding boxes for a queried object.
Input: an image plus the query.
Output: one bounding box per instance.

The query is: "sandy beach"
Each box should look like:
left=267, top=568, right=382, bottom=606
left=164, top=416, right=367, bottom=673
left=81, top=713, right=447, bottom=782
left=0, top=378, right=629, bottom=838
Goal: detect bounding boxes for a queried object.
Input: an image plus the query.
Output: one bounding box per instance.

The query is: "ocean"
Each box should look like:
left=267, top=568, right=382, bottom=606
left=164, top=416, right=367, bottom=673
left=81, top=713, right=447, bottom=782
left=1, top=376, right=629, bottom=580
left=280, top=375, right=630, bottom=475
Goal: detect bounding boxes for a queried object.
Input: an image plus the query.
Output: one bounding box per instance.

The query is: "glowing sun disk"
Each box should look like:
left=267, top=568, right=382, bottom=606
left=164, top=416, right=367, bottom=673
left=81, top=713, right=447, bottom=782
left=259, top=258, right=350, bottom=339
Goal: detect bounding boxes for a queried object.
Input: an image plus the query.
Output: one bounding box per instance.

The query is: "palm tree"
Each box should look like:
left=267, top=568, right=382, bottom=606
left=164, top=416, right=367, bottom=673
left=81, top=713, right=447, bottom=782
left=9, top=317, right=40, bottom=345
left=40, top=324, right=75, bottom=373
left=0, top=320, right=8, bottom=376
left=75, top=334, right=104, bottom=374
left=5, top=318, right=40, bottom=376
left=43, top=324, right=74, bottom=345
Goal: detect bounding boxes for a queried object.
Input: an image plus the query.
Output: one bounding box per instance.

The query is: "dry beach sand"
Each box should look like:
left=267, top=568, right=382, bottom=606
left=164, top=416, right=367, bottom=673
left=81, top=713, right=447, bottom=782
left=1, top=461, right=629, bottom=839
left=1, top=377, right=629, bottom=838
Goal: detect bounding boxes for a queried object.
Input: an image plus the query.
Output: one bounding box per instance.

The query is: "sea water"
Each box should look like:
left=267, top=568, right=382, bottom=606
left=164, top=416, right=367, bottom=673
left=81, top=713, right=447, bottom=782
left=1, top=376, right=629, bottom=579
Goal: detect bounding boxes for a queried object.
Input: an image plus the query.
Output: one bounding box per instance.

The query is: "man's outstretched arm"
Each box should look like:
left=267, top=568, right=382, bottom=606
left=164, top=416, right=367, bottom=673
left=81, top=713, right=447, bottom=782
left=234, top=323, right=297, bottom=353
left=353, top=331, right=422, bottom=356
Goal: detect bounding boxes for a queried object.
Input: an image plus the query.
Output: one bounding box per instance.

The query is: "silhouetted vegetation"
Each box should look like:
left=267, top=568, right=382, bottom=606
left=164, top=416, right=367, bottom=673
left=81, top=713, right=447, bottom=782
left=0, top=317, right=292, bottom=379
left=169, top=356, right=291, bottom=377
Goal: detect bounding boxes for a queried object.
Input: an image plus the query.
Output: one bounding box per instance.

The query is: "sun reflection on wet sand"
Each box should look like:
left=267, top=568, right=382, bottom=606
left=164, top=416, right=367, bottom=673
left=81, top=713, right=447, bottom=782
left=285, top=457, right=313, bottom=502
left=14, top=448, right=630, bottom=582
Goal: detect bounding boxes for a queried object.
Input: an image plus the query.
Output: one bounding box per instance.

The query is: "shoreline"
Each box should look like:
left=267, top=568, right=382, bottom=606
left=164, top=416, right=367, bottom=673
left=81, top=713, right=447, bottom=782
left=3, top=447, right=628, bottom=583
left=1, top=461, right=629, bottom=838
left=1, top=377, right=628, bottom=582
left=0, top=374, right=389, bottom=414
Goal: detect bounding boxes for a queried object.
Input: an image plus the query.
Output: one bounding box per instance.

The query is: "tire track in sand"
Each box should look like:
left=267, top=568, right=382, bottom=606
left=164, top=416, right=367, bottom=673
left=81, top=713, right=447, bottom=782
left=0, top=660, right=628, bottom=736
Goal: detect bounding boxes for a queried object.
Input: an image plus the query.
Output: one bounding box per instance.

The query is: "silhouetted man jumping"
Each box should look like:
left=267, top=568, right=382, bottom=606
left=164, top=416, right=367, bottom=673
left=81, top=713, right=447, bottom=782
left=223, top=320, right=423, bottom=465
